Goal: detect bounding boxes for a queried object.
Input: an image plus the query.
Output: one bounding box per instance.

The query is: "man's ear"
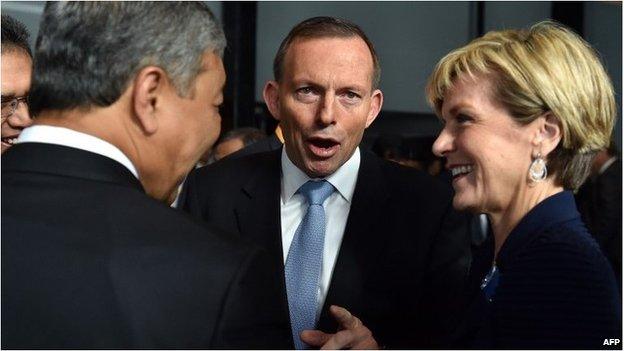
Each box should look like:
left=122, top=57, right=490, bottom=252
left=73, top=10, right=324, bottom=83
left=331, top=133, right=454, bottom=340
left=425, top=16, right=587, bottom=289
left=365, top=89, right=383, bottom=128
left=132, top=66, right=168, bottom=135
left=532, top=112, right=562, bottom=156
left=263, top=81, right=281, bottom=121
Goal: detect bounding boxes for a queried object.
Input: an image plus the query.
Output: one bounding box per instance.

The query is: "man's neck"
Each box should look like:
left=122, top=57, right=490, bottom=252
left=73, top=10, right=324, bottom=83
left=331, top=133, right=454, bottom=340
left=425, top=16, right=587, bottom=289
left=32, top=108, right=140, bottom=179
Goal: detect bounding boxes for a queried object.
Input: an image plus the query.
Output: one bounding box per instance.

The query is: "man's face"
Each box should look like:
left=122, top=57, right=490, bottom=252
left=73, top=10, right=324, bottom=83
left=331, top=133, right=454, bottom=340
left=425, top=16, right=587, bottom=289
left=155, top=51, right=225, bottom=198
left=1, top=49, right=33, bottom=153
left=265, top=37, right=382, bottom=177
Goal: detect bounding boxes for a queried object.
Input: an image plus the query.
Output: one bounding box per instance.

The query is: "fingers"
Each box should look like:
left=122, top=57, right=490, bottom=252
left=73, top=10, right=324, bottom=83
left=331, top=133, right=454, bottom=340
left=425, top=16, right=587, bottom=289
left=320, top=329, right=354, bottom=350
left=300, top=330, right=331, bottom=347
left=329, top=305, right=360, bottom=330
left=322, top=306, right=379, bottom=350
left=320, top=328, right=378, bottom=350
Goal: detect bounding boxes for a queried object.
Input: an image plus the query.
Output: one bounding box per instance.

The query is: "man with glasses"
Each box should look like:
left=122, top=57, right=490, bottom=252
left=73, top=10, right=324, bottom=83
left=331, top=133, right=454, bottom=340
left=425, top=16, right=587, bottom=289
left=1, top=14, right=33, bottom=154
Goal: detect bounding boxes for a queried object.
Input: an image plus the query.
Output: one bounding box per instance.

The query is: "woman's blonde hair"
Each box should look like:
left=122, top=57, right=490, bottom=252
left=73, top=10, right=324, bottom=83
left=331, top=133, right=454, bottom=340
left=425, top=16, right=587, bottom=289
left=426, top=21, right=616, bottom=190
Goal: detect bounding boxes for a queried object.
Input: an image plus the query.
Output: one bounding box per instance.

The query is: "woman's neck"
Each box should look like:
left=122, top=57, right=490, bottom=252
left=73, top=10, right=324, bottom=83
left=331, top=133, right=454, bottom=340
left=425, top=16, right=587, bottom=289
left=488, top=180, right=564, bottom=259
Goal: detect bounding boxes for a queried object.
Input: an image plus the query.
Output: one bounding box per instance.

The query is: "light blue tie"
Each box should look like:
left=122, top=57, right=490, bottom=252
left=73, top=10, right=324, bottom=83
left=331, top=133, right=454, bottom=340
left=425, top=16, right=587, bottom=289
left=285, top=180, right=335, bottom=350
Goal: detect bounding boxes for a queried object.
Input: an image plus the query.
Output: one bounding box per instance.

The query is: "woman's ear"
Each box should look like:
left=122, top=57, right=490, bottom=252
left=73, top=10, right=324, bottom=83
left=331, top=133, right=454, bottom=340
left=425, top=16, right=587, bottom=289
left=532, top=112, right=562, bottom=156
left=132, top=66, right=167, bottom=135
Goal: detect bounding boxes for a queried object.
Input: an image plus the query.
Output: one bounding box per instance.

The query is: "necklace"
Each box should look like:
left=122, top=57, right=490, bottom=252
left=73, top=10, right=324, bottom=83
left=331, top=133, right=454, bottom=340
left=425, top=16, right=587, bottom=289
left=480, top=262, right=498, bottom=290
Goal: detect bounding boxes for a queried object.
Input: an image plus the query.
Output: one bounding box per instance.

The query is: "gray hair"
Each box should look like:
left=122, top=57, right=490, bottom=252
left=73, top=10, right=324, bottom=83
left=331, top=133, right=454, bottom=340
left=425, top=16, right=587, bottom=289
left=30, top=2, right=226, bottom=116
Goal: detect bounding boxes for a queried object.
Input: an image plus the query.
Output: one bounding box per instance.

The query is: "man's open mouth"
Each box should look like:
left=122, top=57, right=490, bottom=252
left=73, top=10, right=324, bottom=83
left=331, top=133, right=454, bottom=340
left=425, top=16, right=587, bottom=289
left=1, top=137, right=18, bottom=146
left=307, top=137, right=340, bottom=158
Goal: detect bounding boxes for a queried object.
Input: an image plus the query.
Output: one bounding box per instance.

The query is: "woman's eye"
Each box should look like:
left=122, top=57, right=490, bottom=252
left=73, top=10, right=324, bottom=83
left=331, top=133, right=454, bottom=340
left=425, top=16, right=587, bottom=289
left=456, top=113, right=472, bottom=123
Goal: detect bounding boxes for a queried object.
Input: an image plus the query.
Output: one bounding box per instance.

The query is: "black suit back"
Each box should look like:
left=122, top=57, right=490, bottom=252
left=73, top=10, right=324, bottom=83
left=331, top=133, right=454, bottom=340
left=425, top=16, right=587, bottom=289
left=2, top=143, right=292, bottom=349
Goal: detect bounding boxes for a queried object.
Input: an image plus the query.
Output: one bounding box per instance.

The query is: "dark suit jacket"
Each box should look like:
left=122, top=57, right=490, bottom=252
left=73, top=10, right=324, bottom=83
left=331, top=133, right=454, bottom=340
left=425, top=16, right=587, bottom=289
left=1, top=143, right=292, bottom=349
left=181, top=148, right=472, bottom=349
left=455, top=192, right=621, bottom=349
left=576, top=158, right=622, bottom=286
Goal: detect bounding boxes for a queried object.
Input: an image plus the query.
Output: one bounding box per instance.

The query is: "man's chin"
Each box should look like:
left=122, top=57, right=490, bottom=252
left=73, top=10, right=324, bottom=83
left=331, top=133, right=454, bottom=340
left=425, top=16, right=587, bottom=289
left=304, top=159, right=338, bottom=178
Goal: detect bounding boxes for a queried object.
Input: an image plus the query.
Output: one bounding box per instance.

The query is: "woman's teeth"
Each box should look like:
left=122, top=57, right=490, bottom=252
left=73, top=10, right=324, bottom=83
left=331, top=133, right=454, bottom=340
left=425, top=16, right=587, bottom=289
left=451, top=165, right=474, bottom=177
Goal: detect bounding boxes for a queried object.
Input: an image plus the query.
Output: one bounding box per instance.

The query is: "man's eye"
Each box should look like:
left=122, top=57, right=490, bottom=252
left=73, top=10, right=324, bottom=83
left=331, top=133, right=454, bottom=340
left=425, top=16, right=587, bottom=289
left=295, top=87, right=319, bottom=102
left=297, top=87, right=314, bottom=94
left=340, top=91, right=361, bottom=105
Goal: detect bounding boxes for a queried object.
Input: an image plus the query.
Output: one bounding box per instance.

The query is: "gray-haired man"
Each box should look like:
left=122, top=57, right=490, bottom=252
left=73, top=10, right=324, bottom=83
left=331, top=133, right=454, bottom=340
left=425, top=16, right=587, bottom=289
left=1, top=2, right=291, bottom=348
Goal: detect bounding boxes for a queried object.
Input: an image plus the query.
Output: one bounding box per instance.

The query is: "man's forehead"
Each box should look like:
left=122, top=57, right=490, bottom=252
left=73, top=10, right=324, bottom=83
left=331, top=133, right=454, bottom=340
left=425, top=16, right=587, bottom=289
left=282, top=36, right=374, bottom=84
left=199, top=51, right=226, bottom=84
left=1, top=49, right=32, bottom=68
left=287, top=36, right=371, bottom=58
left=1, top=51, right=32, bottom=93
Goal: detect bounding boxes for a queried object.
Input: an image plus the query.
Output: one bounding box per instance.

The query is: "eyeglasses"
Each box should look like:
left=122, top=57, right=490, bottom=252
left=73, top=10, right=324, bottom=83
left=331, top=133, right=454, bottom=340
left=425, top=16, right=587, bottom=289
left=1, top=95, right=29, bottom=119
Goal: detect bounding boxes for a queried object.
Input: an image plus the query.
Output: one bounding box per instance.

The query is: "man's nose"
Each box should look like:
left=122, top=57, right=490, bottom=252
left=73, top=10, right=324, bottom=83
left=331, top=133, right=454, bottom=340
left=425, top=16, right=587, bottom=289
left=317, top=94, right=336, bottom=126
left=8, top=102, right=33, bottom=128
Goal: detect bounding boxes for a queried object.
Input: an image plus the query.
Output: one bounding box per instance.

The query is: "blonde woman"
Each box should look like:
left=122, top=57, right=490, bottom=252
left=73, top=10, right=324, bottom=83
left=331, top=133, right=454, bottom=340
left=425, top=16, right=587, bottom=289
left=427, top=21, right=620, bottom=348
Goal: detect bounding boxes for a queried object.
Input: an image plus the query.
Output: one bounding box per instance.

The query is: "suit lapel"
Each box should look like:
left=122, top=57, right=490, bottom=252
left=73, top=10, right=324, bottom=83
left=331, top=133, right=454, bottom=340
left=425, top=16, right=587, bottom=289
left=318, top=151, right=390, bottom=330
left=231, top=150, right=291, bottom=326
left=233, top=149, right=285, bottom=275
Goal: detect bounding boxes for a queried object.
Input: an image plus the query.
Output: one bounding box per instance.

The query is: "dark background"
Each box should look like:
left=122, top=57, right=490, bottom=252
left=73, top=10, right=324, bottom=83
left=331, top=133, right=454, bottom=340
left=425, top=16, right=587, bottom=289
left=4, top=1, right=621, bottom=152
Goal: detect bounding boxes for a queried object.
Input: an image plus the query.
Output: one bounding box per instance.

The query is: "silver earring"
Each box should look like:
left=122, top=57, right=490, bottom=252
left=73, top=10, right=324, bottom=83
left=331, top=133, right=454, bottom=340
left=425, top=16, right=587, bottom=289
left=528, top=152, right=547, bottom=182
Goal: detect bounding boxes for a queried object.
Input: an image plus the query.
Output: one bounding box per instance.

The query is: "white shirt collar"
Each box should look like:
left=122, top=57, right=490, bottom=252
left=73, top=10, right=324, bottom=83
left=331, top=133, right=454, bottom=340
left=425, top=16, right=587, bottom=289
left=281, top=146, right=360, bottom=204
left=17, top=125, right=139, bottom=179
left=598, top=156, right=617, bottom=175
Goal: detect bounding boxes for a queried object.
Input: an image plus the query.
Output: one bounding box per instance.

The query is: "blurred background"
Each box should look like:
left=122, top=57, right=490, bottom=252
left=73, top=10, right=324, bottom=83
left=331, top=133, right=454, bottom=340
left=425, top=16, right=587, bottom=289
left=3, top=1, right=621, bottom=173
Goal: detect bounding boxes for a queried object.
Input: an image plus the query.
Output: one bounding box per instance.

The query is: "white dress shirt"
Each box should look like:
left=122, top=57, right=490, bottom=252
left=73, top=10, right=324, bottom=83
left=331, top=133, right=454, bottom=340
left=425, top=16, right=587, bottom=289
left=280, top=147, right=360, bottom=318
left=17, top=125, right=138, bottom=179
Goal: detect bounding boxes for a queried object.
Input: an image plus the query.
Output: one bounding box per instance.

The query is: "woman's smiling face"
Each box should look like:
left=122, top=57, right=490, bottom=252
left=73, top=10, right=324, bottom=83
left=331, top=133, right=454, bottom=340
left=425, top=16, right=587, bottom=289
left=432, top=75, right=536, bottom=214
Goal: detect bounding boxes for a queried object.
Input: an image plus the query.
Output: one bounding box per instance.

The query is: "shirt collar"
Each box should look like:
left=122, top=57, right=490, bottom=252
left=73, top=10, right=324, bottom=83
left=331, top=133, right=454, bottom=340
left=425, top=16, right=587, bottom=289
left=281, top=147, right=360, bottom=204
left=599, top=156, right=617, bottom=175
left=17, top=125, right=139, bottom=179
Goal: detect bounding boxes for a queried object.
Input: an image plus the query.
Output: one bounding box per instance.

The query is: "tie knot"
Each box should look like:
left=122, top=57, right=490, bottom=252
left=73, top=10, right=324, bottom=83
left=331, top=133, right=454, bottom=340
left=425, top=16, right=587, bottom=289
left=298, top=180, right=335, bottom=205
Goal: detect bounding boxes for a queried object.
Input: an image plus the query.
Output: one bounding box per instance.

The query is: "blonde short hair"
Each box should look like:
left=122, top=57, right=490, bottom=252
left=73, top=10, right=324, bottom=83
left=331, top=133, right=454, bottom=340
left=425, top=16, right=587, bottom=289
left=426, top=21, right=616, bottom=190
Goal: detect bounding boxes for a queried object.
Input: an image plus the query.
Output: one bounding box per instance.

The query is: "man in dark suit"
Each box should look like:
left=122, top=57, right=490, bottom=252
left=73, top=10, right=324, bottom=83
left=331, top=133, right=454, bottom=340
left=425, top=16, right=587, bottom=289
left=182, top=16, right=471, bottom=349
left=1, top=3, right=291, bottom=349
left=576, top=141, right=622, bottom=289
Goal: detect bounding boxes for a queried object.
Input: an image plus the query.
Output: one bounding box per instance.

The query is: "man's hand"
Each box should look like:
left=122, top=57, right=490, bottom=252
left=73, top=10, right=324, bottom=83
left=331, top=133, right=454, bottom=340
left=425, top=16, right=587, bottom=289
left=300, top=305, right=379, bottom=350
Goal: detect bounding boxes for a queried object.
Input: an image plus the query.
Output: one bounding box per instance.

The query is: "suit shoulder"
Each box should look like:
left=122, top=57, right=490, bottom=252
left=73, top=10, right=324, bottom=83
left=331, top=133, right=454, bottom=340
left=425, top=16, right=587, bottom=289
left=192, top=150, right=277, bottom=183
left=511, top=220, right=616, bottom=285
left=529, top=220, right=608, bottom=262
left=110, top=190, right=253, bottom=261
